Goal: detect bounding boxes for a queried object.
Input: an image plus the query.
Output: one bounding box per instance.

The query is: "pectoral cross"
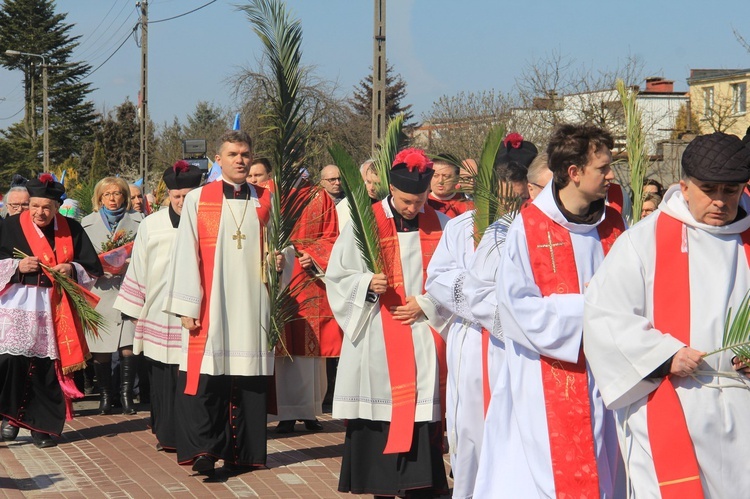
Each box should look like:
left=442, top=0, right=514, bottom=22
left=0, top=317, right=10, bottom=341
left=537, top=230, right=565, bottom=273
left=60, top=334, right=74, bottom=355
left=233, top=228, right=246, bottom=249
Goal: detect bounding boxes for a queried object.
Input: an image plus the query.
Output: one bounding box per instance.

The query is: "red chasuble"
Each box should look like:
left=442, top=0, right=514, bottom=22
left=648, top=213, right=750, bottom=497
left=427, top=193, right=474, bottom=219
left=373, top=202, right=447, bottom=454
left=280, top=187, right=343, bottom=357
left=19, top=211, right=98, bottom=374
left=184, top=181, right=271, bottom=396
left=522, top=203, right=624, bottom=497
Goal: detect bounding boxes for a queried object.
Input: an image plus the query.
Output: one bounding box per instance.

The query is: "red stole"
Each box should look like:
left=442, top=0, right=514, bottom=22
left=373, top=201, right=446, bottom=454
left=607, top=183, right=625, bottom=216
left=184, top=181, right=271, bottom=396
left=522, top=203, right=624, bottom=497
left=19, top=212, right=96, bottom=374
left=649, top=213, right=750, bottom=497
left=472, top=223, right=493, bottom=417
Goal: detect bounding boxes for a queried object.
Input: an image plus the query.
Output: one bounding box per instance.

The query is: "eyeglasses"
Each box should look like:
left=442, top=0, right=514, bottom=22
left=322, top=177, right=341, bottom=183
left=102, top=192, right=124, bottom=199
left=7, top=203, right=29, bottom=210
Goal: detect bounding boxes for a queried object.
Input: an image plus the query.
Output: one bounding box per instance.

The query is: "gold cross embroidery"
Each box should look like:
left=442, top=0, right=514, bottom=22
left=60, top=335, right=74, bottom=355
left=233, top=228, right=246, bottom=249
left=537, top=230, right=565, bottom=273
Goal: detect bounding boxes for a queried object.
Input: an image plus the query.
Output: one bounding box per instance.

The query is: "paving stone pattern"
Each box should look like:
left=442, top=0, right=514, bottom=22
left=0, top=406, right=453, bottom=498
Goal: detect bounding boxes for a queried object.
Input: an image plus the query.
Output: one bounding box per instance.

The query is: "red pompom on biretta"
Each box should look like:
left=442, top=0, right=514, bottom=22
left=503, top=132, right=524, bottom=149
left=38, top=173, right=55, bottom=184
left=392, top=147, right=433, bottom=173
left=173, top=160, right=190, bottom=173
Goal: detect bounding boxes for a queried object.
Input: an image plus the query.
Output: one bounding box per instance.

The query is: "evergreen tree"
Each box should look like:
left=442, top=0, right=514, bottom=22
left=350, top=62, right=415, bottom=126
left=0, top=0, right=97, bottom=172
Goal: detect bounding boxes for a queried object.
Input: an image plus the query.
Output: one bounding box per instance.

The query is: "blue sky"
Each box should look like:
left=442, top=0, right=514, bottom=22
left=1, top=0, right=749, bottom=131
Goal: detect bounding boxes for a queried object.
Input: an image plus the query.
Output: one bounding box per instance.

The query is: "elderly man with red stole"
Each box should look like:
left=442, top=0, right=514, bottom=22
left=474, top=124, right=626, bottom=498
left=326, top=148, right=451, bottom=498
left=163, top=130, right=274, bottom=476
left=274, top=177, right=341, bottom=434
left=0, top=175, right=102, bottom=448
left=427, top=154, right=474, bottom=218
left=113, top=161, right=203, bottom=453
left=584, top=132, right=750, bottom=498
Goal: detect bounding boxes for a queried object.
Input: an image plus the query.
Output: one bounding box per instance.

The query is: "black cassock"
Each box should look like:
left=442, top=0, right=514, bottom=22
left=0, top=214, right=102, bottom=435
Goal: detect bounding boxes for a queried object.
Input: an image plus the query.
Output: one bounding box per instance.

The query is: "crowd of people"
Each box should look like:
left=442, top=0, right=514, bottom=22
left=1, top=123, right=750, bottom=498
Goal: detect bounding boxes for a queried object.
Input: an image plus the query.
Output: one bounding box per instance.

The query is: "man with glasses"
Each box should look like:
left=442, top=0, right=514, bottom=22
left=320, top=165, right=344, bottom=204
left=3, top=186, right=30, bottom=217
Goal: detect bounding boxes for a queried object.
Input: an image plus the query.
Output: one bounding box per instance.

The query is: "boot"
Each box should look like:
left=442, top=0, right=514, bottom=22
left=93, top=361, right=113, bottom=415
left=120, top=355, right=138, bottom=415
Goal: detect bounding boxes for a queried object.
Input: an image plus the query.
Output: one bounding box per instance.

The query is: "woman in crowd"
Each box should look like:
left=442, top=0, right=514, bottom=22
left=82, top=177, right=144, bottom=415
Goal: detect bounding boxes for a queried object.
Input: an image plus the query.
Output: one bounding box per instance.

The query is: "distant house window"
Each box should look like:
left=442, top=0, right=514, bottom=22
left=732, top=82, right=747, bottom=114
left=703, top=87, right=714, bottom=119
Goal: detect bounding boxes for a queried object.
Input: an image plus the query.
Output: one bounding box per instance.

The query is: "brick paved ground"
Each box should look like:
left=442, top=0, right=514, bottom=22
left=0, top=403, right=453, bottom=498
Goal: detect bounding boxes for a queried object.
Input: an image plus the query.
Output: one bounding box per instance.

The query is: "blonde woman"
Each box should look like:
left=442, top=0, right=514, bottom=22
left=82, top=177, right=143, bottom=415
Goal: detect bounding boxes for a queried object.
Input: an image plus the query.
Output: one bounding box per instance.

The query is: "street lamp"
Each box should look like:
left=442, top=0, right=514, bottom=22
left=5, top=49, right=49, bottom=170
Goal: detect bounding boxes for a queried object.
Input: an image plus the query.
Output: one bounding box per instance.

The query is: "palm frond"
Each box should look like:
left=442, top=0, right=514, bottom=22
left=14, top=249, right=106, bottom=339
left=372, top=114, right=405, bottom=200
left=471, top=125, right=505, bottom=246
left=705, top=289, right=750, bottom=360
left=241, top=0, right=314, bottom=349
left=329, top=144, right=382, bottom=274
left=617, top=79, right=648, bottom=224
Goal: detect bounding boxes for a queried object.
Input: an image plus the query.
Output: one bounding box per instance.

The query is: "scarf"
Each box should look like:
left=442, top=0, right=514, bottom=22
left=100, top=205, right=126, bottom=231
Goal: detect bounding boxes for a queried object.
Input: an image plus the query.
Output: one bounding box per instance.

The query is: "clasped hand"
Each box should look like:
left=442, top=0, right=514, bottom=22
left=19, top=257, right=72, bottom=277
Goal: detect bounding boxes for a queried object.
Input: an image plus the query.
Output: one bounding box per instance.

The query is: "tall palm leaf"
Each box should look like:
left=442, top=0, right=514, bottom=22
left=329, top=144, right=381, bottom=273
left=372, top=114, right=405, bottom=200
left=471, top=125, right=507, bottom=246
left=240, top=0, right=314, bottom=349
left=617, top=79, right=648, bottom=224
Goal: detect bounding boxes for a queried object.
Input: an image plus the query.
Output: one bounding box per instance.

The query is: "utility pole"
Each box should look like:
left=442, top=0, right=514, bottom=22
left=138, top=0, right=149, bottom=192
left=42, top=61, right=49, bottom=171
left=371, top=0, right=386, bottom=151
left=5, top=50, right=49, bottom=170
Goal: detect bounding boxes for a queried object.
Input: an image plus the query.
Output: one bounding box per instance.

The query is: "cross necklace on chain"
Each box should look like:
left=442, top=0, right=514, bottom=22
left=225, top=190, right=250, bottom=249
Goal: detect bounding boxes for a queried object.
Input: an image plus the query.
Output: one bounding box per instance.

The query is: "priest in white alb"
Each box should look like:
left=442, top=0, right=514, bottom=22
left=326, top=147, right=451, bottom=497
left=163, top=130, right=274, bottom=476
left=468, top=145, right=552, bottom=498
left=114, top=161, right=203, bottom=453
left=584, top=131, right=750, bottom=498
left=474, top=124, right=626, bottom=498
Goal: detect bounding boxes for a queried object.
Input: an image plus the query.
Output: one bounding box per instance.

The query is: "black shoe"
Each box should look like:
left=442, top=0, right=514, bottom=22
left=30, top=431, right=56, bottom=449
left=191, top=455, right=216, bottom=475
left=275, top=420, right=295, bottom=434
left=1, top=420, right=19, bottom=441
left=120, top=355, right=138, bottom=415
left=302, top=419, right=323, bottom=432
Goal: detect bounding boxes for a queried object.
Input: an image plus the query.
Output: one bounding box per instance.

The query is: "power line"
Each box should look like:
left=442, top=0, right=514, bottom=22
left=75, top=0, right=124, bottom=58
left=85, top=23, right=139, bottom=78
left=150, top=0, right=218, bottom=23
left=0, top=106, right=24, bottom=120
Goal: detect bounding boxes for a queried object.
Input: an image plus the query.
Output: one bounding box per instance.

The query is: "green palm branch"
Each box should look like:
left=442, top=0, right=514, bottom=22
left=704, top=289, right=750, bottom=360
left=14, top=249, right=106, bottom=339
left=471, top=125, right=507, bottom=246
left=241, top=0, right=314, bottom=349
left=329, top=144, right=382, bottom=274
left=372, top=114, right=405, bottom=200
left=617, top=79, right=648, bottom=224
